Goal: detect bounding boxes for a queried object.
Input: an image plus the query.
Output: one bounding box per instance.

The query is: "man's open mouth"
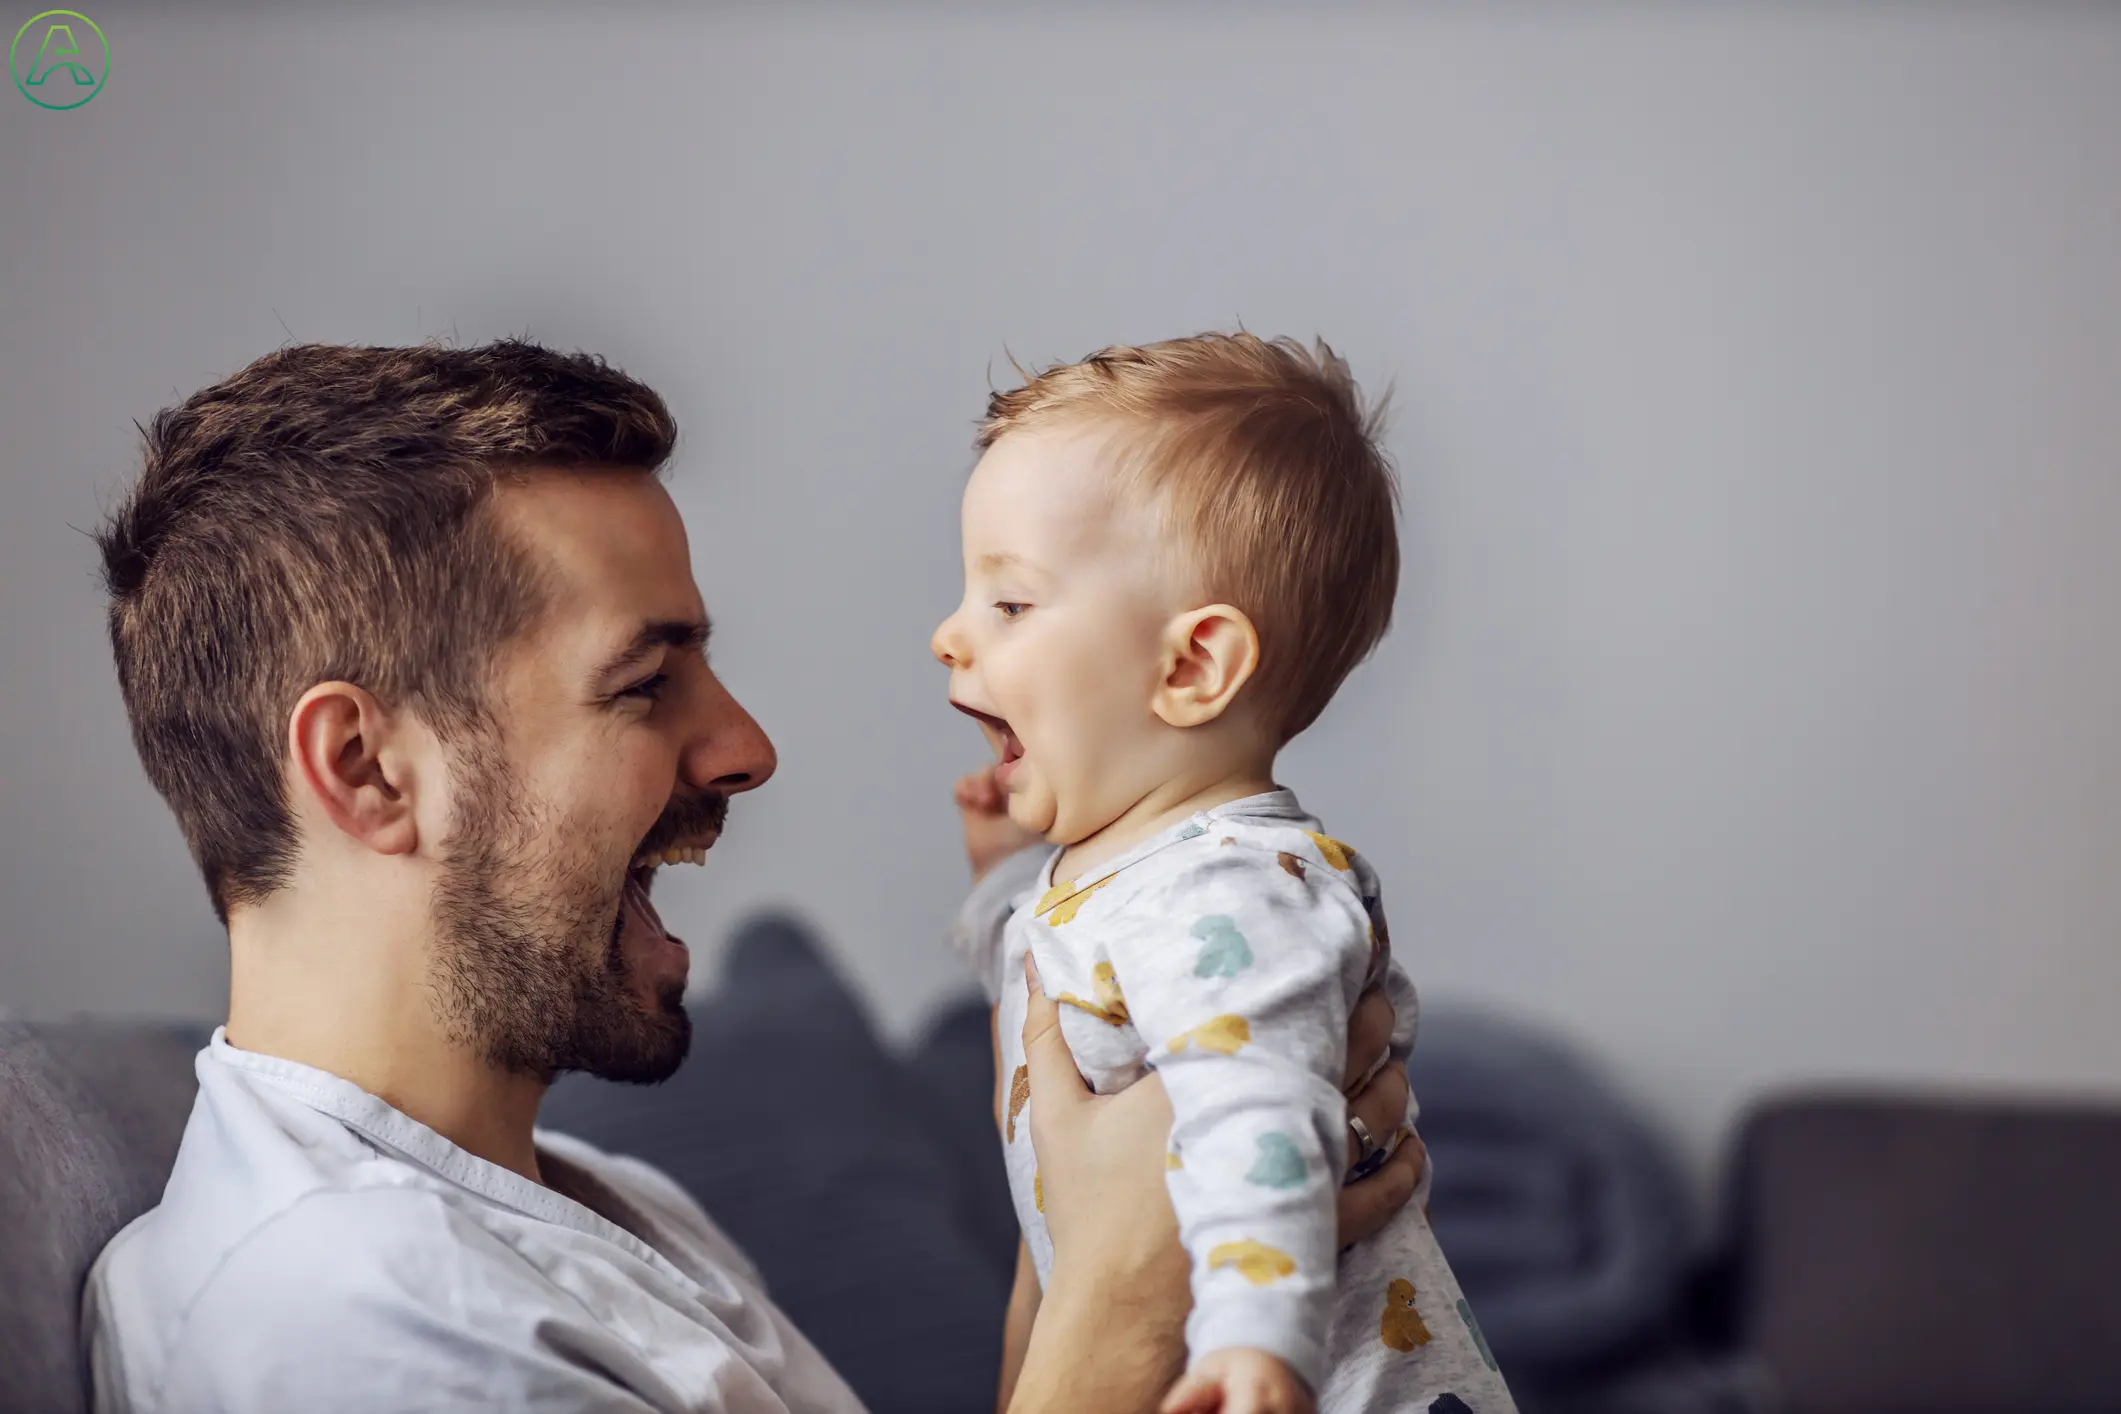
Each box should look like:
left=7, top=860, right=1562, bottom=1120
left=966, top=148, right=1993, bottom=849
left=627, top=831, right=719, bottom=894
left=618, top=830, right=721, bottom=950
left=952, top=701, right=1024, bottom=767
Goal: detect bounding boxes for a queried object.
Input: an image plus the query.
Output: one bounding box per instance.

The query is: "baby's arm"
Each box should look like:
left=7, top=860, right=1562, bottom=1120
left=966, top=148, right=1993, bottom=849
left=1102, top=840, right=1373, bottom=1399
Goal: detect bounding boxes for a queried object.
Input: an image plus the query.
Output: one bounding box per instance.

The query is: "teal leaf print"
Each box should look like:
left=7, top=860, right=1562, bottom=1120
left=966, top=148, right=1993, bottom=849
left=1246, top=1132, right=1308, bottom=1189
left=1190, top=914, right=1253, bottom=978
left=1456, top=1298, right=1498, bottom=1371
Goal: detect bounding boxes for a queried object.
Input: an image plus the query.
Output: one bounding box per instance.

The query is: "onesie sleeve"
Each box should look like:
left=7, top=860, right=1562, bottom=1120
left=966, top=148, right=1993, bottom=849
left=945, top=844, right=1053, bottom=1005
left=1099, top=834, right=1375, bottom=1389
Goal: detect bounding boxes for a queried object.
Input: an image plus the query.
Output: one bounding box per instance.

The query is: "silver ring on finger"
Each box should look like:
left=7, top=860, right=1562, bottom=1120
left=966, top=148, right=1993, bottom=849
left=1348, top=1114, right=1379, bottom=1163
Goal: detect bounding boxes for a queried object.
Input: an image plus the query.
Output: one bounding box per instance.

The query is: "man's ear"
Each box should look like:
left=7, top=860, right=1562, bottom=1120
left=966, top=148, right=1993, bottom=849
left=1152, top=604, right=1261, bottom=729
left=286, top=682, right=421, bottom=858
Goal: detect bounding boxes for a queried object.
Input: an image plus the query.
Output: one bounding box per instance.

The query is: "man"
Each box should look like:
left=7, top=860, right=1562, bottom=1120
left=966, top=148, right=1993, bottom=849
left=82, top=341, right=1420, bottom=1413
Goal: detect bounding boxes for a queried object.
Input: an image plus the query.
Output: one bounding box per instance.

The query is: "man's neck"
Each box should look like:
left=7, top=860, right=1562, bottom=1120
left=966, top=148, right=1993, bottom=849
left=224, top=890, right=551, bottom=1184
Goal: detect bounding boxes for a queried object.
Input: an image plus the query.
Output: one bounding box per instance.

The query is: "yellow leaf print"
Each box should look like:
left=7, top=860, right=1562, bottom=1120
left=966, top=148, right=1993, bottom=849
left=1005, top=1064, right=1030, bottom=1143
left=1037, top=875, right=1112, bottom=926
left=1208, top=1239, right=1296, bottom=1286
left=1033, top=1169, right=1043, bottom=1212
left=1305, top=831, right=1354, bottom=871
left=1094, top=961, right=1127, bottom=1015
left=1057, top=960, right=1131, bottom=1025
left=1166, top=1150, right=1184, bottom=1170
left=1380, top=1278, right=1433, bottom=1351
left=1166, top=1014, right=1251, bottom=1056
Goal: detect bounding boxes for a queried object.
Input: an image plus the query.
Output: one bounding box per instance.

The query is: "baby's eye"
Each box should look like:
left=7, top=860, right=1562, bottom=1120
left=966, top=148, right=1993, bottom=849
left=995, top=602, right=1029, bottom=620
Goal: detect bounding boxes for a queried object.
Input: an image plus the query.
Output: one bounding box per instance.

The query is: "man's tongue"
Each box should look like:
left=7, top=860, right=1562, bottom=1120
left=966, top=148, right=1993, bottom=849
left=622, top=872, right=680, bottom=948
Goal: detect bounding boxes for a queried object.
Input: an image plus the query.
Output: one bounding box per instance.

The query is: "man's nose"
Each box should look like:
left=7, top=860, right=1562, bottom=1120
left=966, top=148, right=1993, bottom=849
left=683, top=672, right=777, bottom=796
left=931, top=611, right=969, bottom=670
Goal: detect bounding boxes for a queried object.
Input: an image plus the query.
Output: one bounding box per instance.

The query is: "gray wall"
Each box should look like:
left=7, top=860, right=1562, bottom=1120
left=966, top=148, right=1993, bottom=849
left=4, top=4, right=2118, bottom=1181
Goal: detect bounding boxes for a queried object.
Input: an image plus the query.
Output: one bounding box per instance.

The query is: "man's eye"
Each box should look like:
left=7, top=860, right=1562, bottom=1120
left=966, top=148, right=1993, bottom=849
left=618, top=673, right=670, bottom=702
left=995, top=602, right=1029, bottom=620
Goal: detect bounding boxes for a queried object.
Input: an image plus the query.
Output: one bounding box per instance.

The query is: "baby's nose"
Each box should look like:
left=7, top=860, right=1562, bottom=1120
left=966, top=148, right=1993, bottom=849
left=930, top=614, right=969, bottom=668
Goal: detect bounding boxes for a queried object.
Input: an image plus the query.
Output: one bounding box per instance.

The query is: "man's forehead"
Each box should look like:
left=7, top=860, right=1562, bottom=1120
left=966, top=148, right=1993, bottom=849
left=492, top=469, right=706, bottom=656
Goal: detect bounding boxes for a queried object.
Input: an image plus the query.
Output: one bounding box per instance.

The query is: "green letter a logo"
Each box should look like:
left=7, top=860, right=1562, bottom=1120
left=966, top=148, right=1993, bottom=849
left=29, top=23, right=95, bottom=87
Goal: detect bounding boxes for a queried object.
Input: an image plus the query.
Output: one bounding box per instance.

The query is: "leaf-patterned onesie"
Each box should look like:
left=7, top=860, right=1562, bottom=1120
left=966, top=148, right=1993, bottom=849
left=950, top=789, right=1516, bottom=1414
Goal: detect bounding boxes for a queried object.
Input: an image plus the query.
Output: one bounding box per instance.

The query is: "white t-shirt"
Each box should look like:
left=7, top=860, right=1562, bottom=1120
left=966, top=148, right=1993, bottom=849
left=83, top=1032, right=868, bottom=1414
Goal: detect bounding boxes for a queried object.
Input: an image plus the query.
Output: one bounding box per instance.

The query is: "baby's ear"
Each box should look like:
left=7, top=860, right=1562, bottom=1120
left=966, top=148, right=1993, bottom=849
left=1152, top=604, right=1260, bottom=728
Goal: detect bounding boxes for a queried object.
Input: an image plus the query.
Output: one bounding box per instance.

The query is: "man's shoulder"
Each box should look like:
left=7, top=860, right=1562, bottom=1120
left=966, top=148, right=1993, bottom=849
left=94, top=1048, right=435, bottom=1287
left=97, top=1181, right=480, bottom=1331
left=86, top=1055, right=535, bottom=1410
left=94, top=1183, right=602, bottom=1413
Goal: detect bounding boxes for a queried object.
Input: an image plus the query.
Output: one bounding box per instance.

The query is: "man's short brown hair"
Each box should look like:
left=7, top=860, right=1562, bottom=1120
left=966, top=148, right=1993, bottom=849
left=96, top=341, right=677, bottom=923
left=979, top=331, right=1400, bottom=740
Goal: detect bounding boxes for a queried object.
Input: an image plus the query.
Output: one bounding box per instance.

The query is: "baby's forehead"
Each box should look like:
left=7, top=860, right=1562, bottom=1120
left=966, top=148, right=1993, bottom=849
left=971, top=425, right=1189, bottom=564
left=985, top=418, right=1191, bottom=518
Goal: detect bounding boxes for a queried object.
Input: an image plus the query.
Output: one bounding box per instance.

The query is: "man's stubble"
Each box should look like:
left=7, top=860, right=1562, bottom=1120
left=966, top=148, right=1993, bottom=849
left=427, top=730, right=693, bottom=1084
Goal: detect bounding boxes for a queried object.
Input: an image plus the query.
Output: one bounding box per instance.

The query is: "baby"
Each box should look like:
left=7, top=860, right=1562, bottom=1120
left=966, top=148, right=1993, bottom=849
left=933, top=333, right=1516, bottom=1414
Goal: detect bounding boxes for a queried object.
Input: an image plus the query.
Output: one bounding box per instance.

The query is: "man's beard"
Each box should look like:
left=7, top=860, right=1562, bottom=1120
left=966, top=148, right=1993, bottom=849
left=427, top=735, right=715, bottom=1084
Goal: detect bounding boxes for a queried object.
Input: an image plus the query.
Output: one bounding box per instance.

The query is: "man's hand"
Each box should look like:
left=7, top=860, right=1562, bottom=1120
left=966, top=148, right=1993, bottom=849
left=955, top=766, right=1045, bottom=882
left=1163, top=1348, right=1315, bottom=1414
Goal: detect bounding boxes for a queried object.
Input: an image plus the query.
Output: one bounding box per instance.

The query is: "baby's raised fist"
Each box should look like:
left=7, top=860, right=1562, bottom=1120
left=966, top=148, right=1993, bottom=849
left=953, top=765, right=1043, bottom=882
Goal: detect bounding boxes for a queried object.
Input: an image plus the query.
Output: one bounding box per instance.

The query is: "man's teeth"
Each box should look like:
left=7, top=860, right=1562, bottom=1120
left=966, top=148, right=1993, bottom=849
left=632, top=845, right=710, bottom=870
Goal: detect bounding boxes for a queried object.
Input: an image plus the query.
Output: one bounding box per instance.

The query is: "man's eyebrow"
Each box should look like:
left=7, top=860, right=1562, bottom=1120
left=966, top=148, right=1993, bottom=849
left=591, top=618, right=711, bottom=684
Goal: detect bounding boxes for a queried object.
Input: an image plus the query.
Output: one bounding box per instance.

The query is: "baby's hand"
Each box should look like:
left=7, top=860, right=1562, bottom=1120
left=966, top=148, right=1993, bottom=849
left=1161, top=1347, right=1315, bottom=1414
left=954, top=765, right=1043, bottom=882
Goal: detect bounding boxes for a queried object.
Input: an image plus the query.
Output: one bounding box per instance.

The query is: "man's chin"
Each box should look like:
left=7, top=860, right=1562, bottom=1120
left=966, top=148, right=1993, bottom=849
left=575, top=994, right=691, bottom=1086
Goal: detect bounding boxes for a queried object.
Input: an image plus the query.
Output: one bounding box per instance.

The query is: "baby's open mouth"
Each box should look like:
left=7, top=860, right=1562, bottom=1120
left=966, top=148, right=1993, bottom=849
left=952, top=702, right=1024, bottom=767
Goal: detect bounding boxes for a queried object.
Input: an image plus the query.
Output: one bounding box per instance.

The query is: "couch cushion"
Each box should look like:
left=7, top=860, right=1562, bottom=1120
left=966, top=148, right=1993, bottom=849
left=1410, top=1009, right=1695, bottom=1378
left=1734, top=1091, right=2121, bottom=1414
left=0, top=1018, right=208, bottom=1414
left=898, top=996, right=1019, bottom=1283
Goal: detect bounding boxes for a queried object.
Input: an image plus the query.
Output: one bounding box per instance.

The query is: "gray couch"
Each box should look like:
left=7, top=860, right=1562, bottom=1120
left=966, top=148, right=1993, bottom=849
left=1, top=1018, right=206, bottom=1414
left=7, top=917, right=2120, bottom=1414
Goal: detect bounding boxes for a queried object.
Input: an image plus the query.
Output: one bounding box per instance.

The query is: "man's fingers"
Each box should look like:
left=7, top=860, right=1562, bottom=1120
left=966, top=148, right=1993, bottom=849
left=1335, top=1134, right=1418, bottom=1250
left=1399, top=1129, right=1428, bottom=1191
left=1345, top=1062, right=1410, bottom=1168
left=1341, top=986, right=1396, bottom=1093
left=1020, top=953, right=1090, bottom=1117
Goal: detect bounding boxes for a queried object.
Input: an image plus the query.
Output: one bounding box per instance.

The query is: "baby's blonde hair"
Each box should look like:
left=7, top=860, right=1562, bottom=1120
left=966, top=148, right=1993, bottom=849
left=979, top=331, right=1400, bottom=741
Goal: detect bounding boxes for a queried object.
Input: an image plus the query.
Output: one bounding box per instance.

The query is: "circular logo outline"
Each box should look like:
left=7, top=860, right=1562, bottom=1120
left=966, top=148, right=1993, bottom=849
left=11, top=10, right=109, bottom=110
